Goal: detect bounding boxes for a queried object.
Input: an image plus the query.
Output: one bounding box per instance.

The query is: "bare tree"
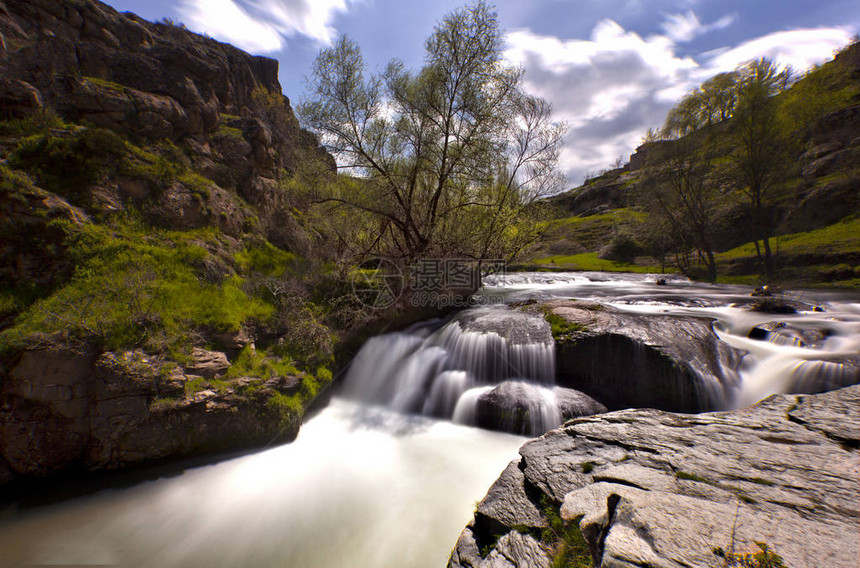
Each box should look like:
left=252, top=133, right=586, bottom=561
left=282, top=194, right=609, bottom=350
left=298, top=1, right=565, bottom=266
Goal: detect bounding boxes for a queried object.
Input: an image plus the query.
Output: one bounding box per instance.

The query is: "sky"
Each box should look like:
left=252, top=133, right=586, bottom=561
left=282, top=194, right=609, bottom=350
left=103, top=0, right=859, bottom=185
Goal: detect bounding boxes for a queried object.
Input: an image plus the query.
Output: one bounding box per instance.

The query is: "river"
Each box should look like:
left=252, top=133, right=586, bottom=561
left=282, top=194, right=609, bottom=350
left=1, top=272, right=858, bottom=566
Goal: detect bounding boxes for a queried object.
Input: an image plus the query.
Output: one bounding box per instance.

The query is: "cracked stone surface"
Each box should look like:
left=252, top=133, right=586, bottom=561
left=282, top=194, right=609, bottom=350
left=449, top=385, right=860, bottom=568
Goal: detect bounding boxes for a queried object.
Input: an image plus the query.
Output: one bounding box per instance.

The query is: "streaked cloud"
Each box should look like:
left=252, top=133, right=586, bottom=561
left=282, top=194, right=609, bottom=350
left=505, top=21, right=699, bottom=181
left=704, top=27, right=856, bottom=73
left=661, top=10, right=736, bottom=43
left=178, top=0, right=354, bottom=53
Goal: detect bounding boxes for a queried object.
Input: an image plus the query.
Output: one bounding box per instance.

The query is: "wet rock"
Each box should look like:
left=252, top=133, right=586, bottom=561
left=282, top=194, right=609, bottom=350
left=473, top=382, right=606, bottom=436
left=454, top=307, right=553, bottom=346
left=545, top=300, right=743, bottom=412
left=474, top=382, right=559, bottom=436
left=786, top=357, right=860, bottom=394
left=553, top=387, right=608, bottom=421
left=747, top=321, right=830, bottom=348
left=450, top=385, right=860, bottom=568
left=747, top=297, right=803, bottom=314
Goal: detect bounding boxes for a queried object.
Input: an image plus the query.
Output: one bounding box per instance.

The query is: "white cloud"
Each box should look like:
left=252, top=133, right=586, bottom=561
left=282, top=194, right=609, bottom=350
left=704, top=27, right=856, bottom=73
left=505, top=21, right=854, bottom=185
left=178, top=0, right=353, bottom=53
left=661, top=10, right=736, bottom=43
left=505, top=23, right=699, bottom=182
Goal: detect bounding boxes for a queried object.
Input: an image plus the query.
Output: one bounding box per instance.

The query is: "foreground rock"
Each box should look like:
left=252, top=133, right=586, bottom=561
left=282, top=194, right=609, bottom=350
left=450, top=384, right=860, bottom=568
left=0, top=348, right=307, bottom=485
left=544, top=300, right=743, bottom=412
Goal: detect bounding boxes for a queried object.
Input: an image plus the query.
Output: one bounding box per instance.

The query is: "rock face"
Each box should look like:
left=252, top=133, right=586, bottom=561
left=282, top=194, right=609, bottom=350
left=545, top=300, right=743, bottom=412
left=0, top=348, right=303, bottom=483
left=0, top=0, right=333, bottom=247
left=450, top=384, right=860, bottom=568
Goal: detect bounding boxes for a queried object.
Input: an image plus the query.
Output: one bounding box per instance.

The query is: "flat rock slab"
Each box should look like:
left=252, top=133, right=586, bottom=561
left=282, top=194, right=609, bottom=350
left=450, top=384, right=860, bottom=568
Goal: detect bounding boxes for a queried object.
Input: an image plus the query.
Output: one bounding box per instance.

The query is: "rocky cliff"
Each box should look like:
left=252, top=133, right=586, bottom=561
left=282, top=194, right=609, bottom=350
left=0, top=0, right=339, bottom=489
left=450, top=383, right=860, bottom=568
left=0, top=0, right=333, bottom=246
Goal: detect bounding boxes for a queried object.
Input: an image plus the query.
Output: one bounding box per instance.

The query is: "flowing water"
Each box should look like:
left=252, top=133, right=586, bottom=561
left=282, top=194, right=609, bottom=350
left=1, top=272, right=858, bottom=566
left=482, top=272, right=860, bottom=406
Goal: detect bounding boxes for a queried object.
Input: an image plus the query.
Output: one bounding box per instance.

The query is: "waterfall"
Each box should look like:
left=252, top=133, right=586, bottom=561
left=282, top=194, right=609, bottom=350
left=341, top=306, right=581, bottom=435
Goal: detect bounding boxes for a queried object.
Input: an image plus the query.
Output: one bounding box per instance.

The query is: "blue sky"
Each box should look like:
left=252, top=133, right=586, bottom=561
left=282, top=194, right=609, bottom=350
left=103, top=0, right=859, bottom=184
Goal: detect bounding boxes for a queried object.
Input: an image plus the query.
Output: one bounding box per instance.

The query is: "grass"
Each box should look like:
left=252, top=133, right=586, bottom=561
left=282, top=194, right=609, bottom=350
left=0, top=216, right=272, bottom=357
left=538, top=208, right=648, bottom=256
left=540, top=497, right=593, bottom=568
left=551, top=208, right=645, bottom=229
left=215, top=123, right=245, bottom=140
left=234, top=243, right=297, bottom=278
left=542, top=308, right=588, bottom=340
left=224, top=345, right=300, bottom=380
left=83, top=76, right=128, bottom=93
left=718, top=216, right=860, bottom=261
left=531, top=252, right=663, bottom=273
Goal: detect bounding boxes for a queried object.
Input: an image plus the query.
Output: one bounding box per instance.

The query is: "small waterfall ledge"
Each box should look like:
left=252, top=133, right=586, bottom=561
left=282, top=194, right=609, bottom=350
left=340, top=306, right=604, bottom=436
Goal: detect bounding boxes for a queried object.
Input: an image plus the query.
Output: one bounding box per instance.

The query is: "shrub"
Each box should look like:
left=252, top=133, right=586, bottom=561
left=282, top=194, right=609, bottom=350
left=713, top=542, right=787, bottom=568
left=9, top=126, right=126, bottom=202
left=598, top=235, right=643, bottom=263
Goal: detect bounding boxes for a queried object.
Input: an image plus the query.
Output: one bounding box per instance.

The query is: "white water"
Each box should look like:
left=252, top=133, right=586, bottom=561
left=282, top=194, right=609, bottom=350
left=484, top=271, right=860, bottom=406
left=0, top=400, right=524, bottom=567
left=1, top=271, right=857, bottom=566
left=340, top=306, right=562, bottom=434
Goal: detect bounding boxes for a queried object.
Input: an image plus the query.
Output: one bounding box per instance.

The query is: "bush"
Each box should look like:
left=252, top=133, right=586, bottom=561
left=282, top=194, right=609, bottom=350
left=597, top=235, right=643, bottom=263
left=714, top=542, right=787, bottom=568
left=9, top=126, right=126, bottom=202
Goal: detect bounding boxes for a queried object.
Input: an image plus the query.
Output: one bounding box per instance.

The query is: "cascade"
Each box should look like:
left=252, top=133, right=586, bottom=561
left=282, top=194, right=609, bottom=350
left=340, top=305, right=585, bottom=435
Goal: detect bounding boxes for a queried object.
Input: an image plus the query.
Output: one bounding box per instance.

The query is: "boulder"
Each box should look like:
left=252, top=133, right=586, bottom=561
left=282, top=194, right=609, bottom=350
left=449, top=385, right=860, bottom=568
left=472, top=381, right=606, bottom=436
left=747, top=320, right=830, bottom=348
left=544, top=300, right=743, bottom=412
left=553, top=386, right=608, bottom=421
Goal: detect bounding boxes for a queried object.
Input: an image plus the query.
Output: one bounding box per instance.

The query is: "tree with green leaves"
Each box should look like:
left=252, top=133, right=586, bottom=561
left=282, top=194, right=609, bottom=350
left=664, top=72, right=739, bottom=138
left=298, top=1, right=565, bottom=268
left=641, top=135, right=721, bottom=282
left=728, top=58, right=791, bottom=280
